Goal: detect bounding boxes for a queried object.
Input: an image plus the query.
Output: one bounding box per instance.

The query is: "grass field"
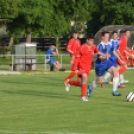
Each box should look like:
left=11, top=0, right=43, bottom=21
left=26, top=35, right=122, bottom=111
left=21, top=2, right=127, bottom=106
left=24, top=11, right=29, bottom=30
left=0, top=70, right=134, bottom=134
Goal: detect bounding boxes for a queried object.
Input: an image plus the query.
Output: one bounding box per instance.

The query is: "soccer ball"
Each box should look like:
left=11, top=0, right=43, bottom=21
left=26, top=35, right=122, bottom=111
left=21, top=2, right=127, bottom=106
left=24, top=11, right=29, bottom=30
left=126, top=92, right=134, bottom=102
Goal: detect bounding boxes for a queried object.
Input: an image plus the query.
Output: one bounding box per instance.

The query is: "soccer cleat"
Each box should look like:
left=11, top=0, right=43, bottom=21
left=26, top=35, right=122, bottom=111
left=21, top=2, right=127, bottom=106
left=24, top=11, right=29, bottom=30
left=81, top=96, right=89, bottom=101
left=112, top=90, right=121, bottom=96
left=118, top=84, right=125, bottom=88
left=120, top=79, right=129, bottom=84
left=87, top=85, right=92, bottom=98
left=64, top=79, right=70, bottom=92
left=59, top=68, right=65, bottom=71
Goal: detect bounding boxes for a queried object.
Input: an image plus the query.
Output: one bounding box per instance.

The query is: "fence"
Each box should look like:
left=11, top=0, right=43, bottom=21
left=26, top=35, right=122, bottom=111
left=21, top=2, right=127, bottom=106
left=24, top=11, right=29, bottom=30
left=0, top=54, right=71, bottom=71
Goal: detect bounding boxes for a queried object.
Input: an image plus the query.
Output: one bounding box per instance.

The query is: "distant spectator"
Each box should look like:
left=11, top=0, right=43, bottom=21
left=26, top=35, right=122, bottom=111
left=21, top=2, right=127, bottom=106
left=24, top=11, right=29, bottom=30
left=45, top=45, right=65, bottom=71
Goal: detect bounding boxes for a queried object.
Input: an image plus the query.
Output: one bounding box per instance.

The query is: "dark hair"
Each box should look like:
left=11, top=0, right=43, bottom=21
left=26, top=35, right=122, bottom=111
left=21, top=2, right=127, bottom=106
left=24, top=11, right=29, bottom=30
left=101, top=31, right=109, bottom=36
left=73, top=31, right=78, bottom=34
left=112, top=30, right=118, bottom=34
left=120, top=29, right=125, bottom=33
left=124, top=29, right=130, bottom=32
left=86, top=33, right=95, bottom=40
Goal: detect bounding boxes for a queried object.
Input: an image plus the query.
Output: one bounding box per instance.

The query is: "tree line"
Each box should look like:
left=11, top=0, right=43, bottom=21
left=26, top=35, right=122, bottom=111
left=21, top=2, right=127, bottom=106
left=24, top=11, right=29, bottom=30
left=0, top=0, right=134, bottom=49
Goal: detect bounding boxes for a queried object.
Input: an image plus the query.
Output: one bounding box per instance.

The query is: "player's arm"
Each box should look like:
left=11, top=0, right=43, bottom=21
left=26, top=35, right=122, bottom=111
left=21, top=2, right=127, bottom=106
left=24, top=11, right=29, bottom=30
left=95, top=45, right=110, bottom=60
left=52, top=48, right=59, bottom=56
left=124, top=50, right=134, bottom=59
left=97, top=51, right=110, bottom=60
left=113, top=50, right=126, bottom=65
left=66, top=39, right=74, bottom=54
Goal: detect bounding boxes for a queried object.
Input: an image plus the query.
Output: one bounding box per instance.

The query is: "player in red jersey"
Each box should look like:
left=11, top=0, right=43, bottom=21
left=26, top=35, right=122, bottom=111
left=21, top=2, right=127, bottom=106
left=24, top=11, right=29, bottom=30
left=118, top=29, right=133, bottom=74
left=64, top=34, right=107, bottom=101
left=64, top=31, right=81, bottom=84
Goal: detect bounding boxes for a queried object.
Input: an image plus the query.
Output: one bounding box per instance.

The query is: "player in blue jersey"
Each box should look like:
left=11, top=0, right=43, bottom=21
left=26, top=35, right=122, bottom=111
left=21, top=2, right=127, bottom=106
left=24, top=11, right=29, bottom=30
left=46, top=45, right=65, bottom=71
left=103, top=31, right=128, bottom=86
left=87, top=31, right=125, bottom=97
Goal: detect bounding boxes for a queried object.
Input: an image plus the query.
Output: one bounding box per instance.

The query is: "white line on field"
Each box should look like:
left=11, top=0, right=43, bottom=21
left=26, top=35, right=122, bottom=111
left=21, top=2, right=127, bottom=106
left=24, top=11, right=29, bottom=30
left=0, top=131, right=87, bottom=134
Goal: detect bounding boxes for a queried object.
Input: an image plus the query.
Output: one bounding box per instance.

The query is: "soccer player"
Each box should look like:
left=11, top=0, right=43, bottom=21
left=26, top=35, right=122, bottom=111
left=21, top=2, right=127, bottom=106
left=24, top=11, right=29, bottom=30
left=118, top=29, right=134, bottom=79
left=87, top=31, right=125, bottom=97
left=65, top=34, right=107, bottom=101
left=64, top=31, right=81, bottom=84
left=102, top=31, right=127, bottom=87
left=45, top=45, right=65, bottom=71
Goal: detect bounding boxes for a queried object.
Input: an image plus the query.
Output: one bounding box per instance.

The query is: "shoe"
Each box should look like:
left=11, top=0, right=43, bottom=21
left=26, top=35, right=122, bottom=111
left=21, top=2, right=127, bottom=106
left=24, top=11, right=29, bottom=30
left=81, top=96, right=89, bottom=101
left=59, top=68, right=65, bottom=71
left=118, top=84, right=125, bottom=88
left=120, top=80, right=129, bottom=84
left=87, top=85, right=92, bottom=98
left=64, top=79, right=70, bottom=92
left=112, top=90, right=121, bottom=96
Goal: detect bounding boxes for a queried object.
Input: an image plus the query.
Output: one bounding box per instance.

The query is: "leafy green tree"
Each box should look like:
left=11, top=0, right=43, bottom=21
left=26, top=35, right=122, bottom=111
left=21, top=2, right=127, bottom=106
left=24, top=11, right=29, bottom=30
left=87, top=0, right=134, bottom=34
left=0, top=0, right=20, bottom=53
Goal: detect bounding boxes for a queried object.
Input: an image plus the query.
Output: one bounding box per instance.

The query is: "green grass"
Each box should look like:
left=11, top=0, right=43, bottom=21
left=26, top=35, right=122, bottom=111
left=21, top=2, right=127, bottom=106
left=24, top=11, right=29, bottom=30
left=0, top=70, right=134, bottom=134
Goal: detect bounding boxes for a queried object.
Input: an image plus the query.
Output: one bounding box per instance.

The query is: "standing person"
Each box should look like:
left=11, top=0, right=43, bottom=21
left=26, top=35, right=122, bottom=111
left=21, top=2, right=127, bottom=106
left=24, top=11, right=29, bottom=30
left=45, top=45, right=65, bottom=71
left=64, top=31, right=81, bottom=83
left=87, top=31, right=125, bottom=98
left=65, top=34, right=107, bottom=101
left=118, top=29, right=133, bottom=77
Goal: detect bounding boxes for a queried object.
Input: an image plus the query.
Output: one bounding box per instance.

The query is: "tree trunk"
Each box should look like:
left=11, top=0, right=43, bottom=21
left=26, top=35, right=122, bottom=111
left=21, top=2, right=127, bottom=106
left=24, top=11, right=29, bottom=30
left=56, top=36, right=59, bottom=48
left=26, top=32, right=32, bottom=43
left=5, top=36, right=14, bottom=59
left=8, top=36, right=14, bottom=48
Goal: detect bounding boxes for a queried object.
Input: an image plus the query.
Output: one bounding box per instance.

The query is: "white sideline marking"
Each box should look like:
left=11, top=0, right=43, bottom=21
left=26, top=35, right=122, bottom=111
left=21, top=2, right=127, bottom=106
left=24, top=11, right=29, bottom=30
left=0, top=131, right=87, bottom=134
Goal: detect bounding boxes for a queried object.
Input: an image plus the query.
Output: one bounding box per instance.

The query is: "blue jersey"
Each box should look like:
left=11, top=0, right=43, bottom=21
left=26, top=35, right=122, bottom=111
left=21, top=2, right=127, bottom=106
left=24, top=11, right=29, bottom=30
left=46, top=48, right=56, bottom=60
left=96, top=41, right=113, bottom=64
left=109, top=39, right=119, bottom=61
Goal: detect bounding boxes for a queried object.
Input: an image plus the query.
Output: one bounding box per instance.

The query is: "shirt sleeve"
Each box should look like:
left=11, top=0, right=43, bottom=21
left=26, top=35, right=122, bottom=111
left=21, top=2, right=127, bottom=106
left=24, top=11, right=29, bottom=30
left=93, top=45, right=100, bottom=53
left=97, top=44, right=104, bottom=52
left=66, top=39, right=73, bottom=50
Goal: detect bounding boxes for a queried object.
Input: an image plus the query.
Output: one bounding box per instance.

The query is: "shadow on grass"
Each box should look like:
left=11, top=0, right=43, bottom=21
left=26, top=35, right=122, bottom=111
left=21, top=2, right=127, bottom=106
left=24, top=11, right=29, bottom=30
left=1, top=89, right=79, bottom=100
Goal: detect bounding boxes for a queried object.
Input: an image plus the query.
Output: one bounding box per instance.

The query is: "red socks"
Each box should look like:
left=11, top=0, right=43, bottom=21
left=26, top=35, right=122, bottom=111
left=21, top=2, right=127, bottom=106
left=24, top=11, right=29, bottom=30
left=64, top=71, right=76, bottom=80
left=68, top=80, right=80, bottom=87
left=81, top=84, right=86, bottom=97
left=119, top=67, right=127, bottom=75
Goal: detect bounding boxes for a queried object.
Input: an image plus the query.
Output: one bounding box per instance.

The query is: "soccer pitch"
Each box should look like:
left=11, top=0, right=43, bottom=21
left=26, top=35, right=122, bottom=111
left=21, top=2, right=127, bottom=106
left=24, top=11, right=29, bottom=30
left=0, top=70, right=134, bottom=134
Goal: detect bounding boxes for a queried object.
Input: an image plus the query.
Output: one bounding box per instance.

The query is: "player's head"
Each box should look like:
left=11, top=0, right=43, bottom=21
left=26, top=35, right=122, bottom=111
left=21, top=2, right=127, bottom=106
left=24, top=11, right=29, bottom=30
left=86, top=33, right=95, bottom=46
left=119, top=30, right=125, bottom=37
left=50, top=45, right=56, bottom=50
left=125, top=29, right=131, bottom=38
left=112, top=30, right=118, bottom=40
left=101, top=31, right=109, bottom=43
left=72, top=31, right=78, bottom=39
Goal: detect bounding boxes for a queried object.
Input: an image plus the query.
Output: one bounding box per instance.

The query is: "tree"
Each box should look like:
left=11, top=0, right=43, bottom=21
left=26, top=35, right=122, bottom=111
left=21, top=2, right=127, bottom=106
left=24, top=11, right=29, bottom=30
left=0, top=0, right=20, bottom=54
left=86, top=0, right=134, bottom=34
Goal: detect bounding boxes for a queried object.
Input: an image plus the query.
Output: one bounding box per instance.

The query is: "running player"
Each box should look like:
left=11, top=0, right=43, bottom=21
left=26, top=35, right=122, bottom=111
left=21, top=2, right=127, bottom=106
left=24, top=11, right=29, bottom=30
left=65, top=34, right=107, bottom=101
left=118, top=29, right=133, bottom=78
left=87, top=31, right=125, bottom=97
left=102, top=31, right=127, bottom=87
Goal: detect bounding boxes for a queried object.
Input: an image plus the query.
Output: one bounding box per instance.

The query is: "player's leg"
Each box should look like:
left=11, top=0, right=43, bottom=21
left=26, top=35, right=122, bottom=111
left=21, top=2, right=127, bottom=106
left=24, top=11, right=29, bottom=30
left=65, top=74, right=81, bottom=92
left=87, top=64, right=106, bottom=98
left=108, top=66, right=121, bottom=96
left=64, top=58, right=79, bottom=82
left=102, top=71, right=113, bottom=84
left=81, top=73, right=89, bottom=101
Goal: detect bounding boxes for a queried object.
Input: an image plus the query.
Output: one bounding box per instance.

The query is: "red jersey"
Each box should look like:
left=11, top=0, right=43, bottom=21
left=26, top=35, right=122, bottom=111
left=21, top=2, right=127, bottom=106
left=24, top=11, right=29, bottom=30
left=119, top=36, right=128, bottom=56
left=76, top=44, right=99, bottom=73
left=66, top=38, right=81, bottom=57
